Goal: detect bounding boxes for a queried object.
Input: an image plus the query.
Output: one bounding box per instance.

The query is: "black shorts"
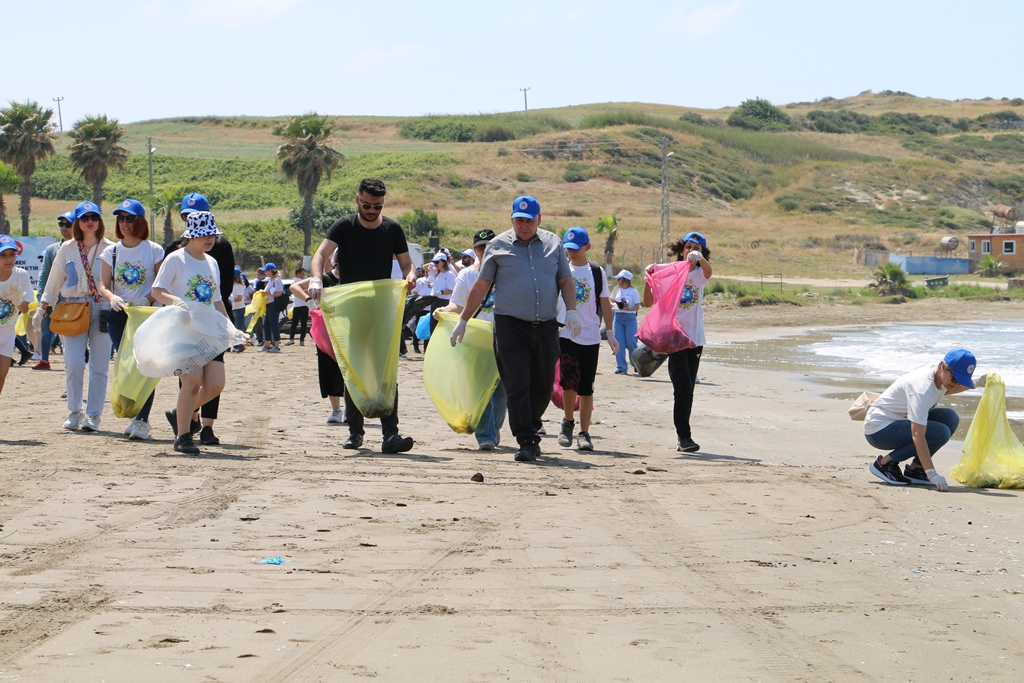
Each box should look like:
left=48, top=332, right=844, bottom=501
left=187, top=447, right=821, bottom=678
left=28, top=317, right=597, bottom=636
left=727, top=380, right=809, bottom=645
left=558, top=338, right=600, bottom=397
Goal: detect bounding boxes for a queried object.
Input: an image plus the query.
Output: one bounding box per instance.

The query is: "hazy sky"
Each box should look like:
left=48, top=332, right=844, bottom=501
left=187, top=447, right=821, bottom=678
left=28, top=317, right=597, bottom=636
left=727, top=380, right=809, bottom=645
left=8, top=0, right=1022, bottom=124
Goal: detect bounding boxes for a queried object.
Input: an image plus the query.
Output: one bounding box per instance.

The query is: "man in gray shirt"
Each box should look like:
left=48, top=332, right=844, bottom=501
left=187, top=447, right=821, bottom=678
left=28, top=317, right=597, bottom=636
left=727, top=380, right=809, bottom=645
left=452, top=195, right=582, bottom=462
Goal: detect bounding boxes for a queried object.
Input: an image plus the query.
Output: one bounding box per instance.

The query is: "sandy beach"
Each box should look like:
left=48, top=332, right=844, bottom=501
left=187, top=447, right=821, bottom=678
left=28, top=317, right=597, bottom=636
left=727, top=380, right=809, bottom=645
left=1, top=298, right=1023, bottom=682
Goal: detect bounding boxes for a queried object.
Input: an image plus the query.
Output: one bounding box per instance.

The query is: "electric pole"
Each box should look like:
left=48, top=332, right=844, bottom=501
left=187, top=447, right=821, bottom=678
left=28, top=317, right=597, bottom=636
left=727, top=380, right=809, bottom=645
left=520, top=87, right=530, bottom=112
left=660, top=138, right=673, bottom=257
left=147, top=137, right=154, bottom=195
left=52, top=97, right=64, bottom=132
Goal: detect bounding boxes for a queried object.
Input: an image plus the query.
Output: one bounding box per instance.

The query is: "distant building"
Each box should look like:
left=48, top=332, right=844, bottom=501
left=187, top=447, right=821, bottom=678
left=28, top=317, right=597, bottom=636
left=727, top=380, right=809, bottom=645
left=966, top=232, right=1024, bottom=274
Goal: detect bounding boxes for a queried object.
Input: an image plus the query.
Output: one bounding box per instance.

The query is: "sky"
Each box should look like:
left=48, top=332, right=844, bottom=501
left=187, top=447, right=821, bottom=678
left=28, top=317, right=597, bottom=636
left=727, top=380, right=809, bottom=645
left=6, top=0, right=1023, bottom=124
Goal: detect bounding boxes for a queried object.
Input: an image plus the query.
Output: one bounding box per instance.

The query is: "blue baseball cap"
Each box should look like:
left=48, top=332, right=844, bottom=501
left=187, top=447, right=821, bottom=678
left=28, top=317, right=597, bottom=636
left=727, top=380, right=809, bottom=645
left=563, top=227, right=590, bottom=250
left=180, top=192, right=210, bottom=214
left=234, top=266, right=241, bottom=276
left=264, top=262, right=278, bottom=271
left=0, top=235, right=18, bottom=254
left=943, top=348, right=977, bottom=389
left=684, top=231, right=707, bottom=249
left=511, top=195, right=541, bottom=219
left=113, top=198, right=145, bottom=217
left=75, top=201, right=101, bottom=220
left=58, top=210, right=76, bottom=225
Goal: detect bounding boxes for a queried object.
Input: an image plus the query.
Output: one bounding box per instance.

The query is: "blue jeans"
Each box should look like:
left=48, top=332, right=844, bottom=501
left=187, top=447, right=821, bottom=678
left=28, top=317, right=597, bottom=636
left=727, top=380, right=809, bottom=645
left=263, top=310, right=281, bottom=343
left=613, top=312, right=638, bottom=372
left=63, top=304, right=112, bottom=417
left=865, top=408, right=960, bottom=464
left=475, top=381, right=507, bottom=446
left=107, top=316, right=154, bottom=422
left=40, top=315, right=54, bottom=362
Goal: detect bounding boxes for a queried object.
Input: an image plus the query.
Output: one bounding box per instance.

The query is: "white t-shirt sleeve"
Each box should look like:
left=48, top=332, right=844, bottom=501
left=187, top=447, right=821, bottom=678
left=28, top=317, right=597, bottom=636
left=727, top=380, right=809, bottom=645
left=450, top=267, right=479, bottom=308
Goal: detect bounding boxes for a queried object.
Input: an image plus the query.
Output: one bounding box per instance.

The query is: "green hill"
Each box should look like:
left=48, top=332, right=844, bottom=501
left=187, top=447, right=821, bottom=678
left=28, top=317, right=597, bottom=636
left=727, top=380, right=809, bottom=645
left=14, top=93, right=1024, bottom=277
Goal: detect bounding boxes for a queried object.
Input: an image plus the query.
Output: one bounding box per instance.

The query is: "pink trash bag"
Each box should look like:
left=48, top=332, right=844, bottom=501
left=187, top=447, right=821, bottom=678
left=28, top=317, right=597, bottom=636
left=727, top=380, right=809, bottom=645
left=637, top=260, right=695, bottom=355
left=309, top=308, right=336, bottom=361
left=551, top=357, right=581, bottom=411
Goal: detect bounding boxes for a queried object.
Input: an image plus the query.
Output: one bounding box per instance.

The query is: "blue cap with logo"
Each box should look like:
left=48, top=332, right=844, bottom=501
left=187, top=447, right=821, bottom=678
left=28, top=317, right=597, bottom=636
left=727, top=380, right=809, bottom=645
left=0, top=234, right=18, bottom=254
left=511, top=195, right=541, bottom=219
left=58, top=210, right=77, bottom=225
left=264, top=262, right=278, bottom=272
left=563, top=227, right=590, bottom=250
left=684, top=231, right=707, bottom=249
left=113, top=198, right=145, bottom=217
left=180, top=193, right=211, bottom=215
left=943, top=348, right=977, bottom=389
left=75, top=201, right=100, bottom=220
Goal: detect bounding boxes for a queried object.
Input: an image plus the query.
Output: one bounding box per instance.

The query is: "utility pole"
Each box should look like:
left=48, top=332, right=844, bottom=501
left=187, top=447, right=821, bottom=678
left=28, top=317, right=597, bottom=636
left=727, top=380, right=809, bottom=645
left=52, top=97, right=64, bottom=132
left=147, top=137, right=154, bottom=195
left=660, top=138, right=673, bottom=257
left=520, top=87, right=530, bottom=112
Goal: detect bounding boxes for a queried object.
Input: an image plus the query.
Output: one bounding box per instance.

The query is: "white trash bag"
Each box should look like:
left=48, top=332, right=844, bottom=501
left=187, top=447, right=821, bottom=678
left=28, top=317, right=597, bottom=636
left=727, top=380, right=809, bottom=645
left=134, top=304, right=246, bottom=378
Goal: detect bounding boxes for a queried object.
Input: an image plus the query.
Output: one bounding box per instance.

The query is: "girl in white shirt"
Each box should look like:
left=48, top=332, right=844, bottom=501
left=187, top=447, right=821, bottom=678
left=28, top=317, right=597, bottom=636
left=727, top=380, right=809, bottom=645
left=0, top=236, right=33, bottom=397
left=610, top=269, right=642, bottom=374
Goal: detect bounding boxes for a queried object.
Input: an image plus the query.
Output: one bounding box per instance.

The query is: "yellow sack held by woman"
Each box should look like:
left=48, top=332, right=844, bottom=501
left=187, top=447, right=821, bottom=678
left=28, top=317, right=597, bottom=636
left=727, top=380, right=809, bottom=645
left=950, top=373, right=1024, bottom=489
left=110, top=306, right=161, bottom=418
left=320, top=279, right=406, bottom=419
left=424, top=312, right=500, bottom=434
left=245, top=291, right=267, bottom=333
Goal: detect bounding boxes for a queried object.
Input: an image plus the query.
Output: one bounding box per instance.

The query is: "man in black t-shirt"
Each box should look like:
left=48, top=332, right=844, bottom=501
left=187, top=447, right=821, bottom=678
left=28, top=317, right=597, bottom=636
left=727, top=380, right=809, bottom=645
left=308, top=178, right=417, bottom=454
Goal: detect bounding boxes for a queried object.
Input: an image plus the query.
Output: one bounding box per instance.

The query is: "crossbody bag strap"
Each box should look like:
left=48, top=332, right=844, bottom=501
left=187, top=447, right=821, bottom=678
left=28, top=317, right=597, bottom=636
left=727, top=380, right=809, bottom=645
left=77, top=241, right=102, bottom=303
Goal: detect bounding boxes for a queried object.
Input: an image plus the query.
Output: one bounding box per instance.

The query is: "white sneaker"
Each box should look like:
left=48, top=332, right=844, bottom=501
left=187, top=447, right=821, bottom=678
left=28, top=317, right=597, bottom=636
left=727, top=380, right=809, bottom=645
left=327, top=408, right=343, bottom=424
left=123, top=419, right=137, bottom=435
left=128, top=420, right=151, bottom=441
left=81, top=414, right=101, bottom=432
left=63, top=411, right=85, bottom=431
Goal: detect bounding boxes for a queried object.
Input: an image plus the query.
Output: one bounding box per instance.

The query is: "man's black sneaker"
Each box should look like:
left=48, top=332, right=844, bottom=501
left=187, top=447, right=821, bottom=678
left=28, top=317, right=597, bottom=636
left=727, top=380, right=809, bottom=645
left=903, top=462, right=932, bottom=485
left=343, top=433, right=364, bottom=449
left=677, top=437, right=700, bottom=453
left=199, top=426, right=220, bottom=446
left=165, top=409, right=201, bottom=438
left=514, top=444, right=540, bottom=462
left=173, top=435, right=200, bottom=455
left=381, top=434, right=414, bottom=454
left=870, top=456, right=910, bottom=486
left=558, top=419, right=575, bottom=447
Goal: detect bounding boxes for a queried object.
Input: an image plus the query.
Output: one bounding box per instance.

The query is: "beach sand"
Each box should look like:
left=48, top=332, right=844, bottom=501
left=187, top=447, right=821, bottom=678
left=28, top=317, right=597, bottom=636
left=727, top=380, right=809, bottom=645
left=1, top=298, right=1022, bottom=682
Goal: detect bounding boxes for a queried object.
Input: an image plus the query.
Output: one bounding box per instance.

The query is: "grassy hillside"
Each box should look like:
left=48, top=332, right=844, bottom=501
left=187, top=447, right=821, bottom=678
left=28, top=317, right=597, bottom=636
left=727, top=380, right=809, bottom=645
left=10, top=93, right=1024, bottom=277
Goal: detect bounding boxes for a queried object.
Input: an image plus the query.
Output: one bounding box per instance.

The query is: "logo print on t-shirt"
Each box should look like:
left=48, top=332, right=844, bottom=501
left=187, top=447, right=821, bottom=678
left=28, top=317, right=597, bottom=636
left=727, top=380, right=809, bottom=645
left=185, top=274, right=215, bottom=304
left=0, top=299, right=12, bottom=325
left=679, top=284, right=698, bottom=309
left=116, top=261, right=146, bottom=291
left=574, top=278, right=592, bottom=304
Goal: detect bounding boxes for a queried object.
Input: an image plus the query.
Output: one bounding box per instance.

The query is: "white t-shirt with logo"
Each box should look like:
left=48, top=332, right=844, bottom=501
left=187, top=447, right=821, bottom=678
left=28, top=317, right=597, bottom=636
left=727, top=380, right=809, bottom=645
left=153, top=249, right=221, bottom=307
left=557, top=262, right=604, bottom=346
left=450, top=266, right=495, bottom=323
left=864, top=364, right=947, bottom=435
left=0, top=267, right=33, bottom=351
left=674, top=266, right=709, bottom=347
left=100, top=240, right=165, bottom=302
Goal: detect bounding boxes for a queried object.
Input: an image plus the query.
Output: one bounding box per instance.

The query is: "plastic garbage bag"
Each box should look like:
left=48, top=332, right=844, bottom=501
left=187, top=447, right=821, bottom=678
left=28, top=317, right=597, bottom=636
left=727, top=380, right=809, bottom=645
left=950, top=373, right=1024, bottom=488
left=134, top=303, right=247, bottom=378
left=309, top=308, right=336, bottom=361
left=244, top=291, right=267, bottom=333
left=320, top=279, right=406, bottom=419
left=423, top=312, right=500, bottom=433
left=14, top=298, right=36, bottom=337
left=631, top=341, right=669, bottom=378
left=110, top=306, right=160, bottom=417
left=416, top=313, right=431, bottom=341
left=637, top=261, right=695, bottom=355
left=551, top=360, right=580, bottom=411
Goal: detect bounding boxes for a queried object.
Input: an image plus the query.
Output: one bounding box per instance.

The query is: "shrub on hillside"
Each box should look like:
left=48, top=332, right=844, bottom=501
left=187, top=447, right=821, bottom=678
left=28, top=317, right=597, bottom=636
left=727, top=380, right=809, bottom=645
left=397, top=207, right=445, bottom=239
left=516, top=172, right=532, bottom=183
left=399, top=117, right=477, bottom=142
left=805, top=110, right=871, bottom=134
left=563, top=163, right=590, bottom=183
left=726, top=98, right=793, bottom=131
left=287, top=197, right=355, bottom=234
left=976, top=110, right=1024, bottom=130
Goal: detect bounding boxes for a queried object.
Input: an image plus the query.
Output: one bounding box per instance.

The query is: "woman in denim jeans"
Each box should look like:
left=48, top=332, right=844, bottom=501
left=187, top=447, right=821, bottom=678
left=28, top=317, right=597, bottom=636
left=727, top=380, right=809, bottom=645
left=610, top=270, right=641, bottom=374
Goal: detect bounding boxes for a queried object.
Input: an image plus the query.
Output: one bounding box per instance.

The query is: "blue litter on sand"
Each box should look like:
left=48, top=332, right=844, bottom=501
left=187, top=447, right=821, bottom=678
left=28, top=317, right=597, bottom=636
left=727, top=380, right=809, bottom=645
left=259, top=556, right=290, bottom=565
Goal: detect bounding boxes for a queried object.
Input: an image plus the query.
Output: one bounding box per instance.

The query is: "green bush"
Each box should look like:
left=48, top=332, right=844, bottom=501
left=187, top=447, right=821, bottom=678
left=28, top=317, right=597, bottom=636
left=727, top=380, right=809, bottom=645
left=727, top=98, right=793, bottom=131
left=287, top=197, right=355, bottom=234
left=775, top=196, right=799, bottom=211
left=563, top=163, right=590, bottom=183
left=398, top=117, right=477, bottom=142
left=396, top=207, right=445, bottom=239
left=516, top=172, right=532, bottom=183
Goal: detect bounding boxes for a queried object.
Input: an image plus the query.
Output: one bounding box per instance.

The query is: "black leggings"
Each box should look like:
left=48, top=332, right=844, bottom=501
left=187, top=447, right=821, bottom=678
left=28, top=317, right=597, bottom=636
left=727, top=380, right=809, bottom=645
left=668, top=346, right=703, bottom=441
left=290, top=306, right=310, bottom=342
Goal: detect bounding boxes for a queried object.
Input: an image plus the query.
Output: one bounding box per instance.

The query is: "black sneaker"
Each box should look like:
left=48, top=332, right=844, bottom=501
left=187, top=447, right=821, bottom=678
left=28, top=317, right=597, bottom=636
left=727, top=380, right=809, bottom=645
left=165, top=409, right=201, bottom=438
left=903, top=461, right=932, bottom=486
left=677, top=437, right=700, bottom=453
left=343, top=433, right=364, bottom=449
left=199, top=426, right=220, bottom=446
left=381, top=434, right=414, bottom=454
left=870, top=456, right=909, bottom=486
left=577, top=431, right=594, bottom=451
left=558, top=419, right=575, bottom=447
left=514, top=443, right=540, bottom=462
left=173, top=435, right=200, bottom=455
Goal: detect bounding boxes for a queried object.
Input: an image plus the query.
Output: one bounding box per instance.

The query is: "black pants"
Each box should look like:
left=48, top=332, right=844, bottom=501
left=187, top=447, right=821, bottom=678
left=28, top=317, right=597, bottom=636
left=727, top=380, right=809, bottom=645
left=345, top=387, right=400, bottom=440
left=290, top=306, right=310, bottom=342
left=668, top=346, right=703, bottom=441
left=317, top=346, right=345, bottom=398
left=493, top=315, right=560, bottom=448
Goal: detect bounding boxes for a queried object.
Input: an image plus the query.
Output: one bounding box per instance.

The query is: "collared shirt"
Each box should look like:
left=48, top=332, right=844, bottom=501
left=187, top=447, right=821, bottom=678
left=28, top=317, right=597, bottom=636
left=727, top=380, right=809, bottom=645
left=479, top=228, right=570, bottom=322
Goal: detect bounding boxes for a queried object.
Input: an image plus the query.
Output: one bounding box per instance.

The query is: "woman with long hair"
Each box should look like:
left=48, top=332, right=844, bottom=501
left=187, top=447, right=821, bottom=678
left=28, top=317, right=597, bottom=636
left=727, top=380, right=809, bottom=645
left=99, top=199, right=165, bottom=440
left=39, top=201, right=115, bottom=432
left=643, top=231, right=713, bottom=453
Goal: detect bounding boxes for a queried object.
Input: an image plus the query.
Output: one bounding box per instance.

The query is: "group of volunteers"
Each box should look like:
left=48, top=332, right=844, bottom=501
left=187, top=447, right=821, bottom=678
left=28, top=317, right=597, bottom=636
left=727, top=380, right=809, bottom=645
left=0, top=174, right=987, bottom=489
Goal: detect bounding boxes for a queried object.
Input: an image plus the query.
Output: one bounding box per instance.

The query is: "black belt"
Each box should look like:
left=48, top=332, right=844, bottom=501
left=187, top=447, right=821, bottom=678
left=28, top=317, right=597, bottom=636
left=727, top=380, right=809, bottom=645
left=495, top=314, right=558, bottom=328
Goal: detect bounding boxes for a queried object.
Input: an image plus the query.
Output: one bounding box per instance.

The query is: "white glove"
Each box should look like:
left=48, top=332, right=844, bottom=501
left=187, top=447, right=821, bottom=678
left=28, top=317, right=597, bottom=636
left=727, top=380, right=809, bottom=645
left=645, top=263, right=656, bottom=275
left=687, top=251, right=701, bottom=263
left=564, top=310, right=583, bottom=339
left=110, top=296, right=126, bottom=312
left=974, top=373, right=988, bottom=388
left=925, top=469, right=949, bottom=492
left=307, top=277, right=323, bottom=300
left=607, top=336, right=620, bottom=355
left=450, top=318, right=467, bottom=346
left=32, top=307, right=45, bottom=331
left=170, top=297, right=189, bottom=311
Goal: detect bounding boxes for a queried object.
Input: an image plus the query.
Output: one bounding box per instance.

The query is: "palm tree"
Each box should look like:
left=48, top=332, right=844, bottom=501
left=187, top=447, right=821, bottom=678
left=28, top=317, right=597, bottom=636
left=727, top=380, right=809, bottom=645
left=871, top=262, right=910, bottom=296
left=0, top=161, right=19, bottom=234
left=147, top=188, right=180, bottom=246
left=272, top=113, right=344, bottom=256
left=68, top=115, right=129, bottom=207
left=594, top=214, right=619, bottom=272
left=0, top=100, right=58, bottom=236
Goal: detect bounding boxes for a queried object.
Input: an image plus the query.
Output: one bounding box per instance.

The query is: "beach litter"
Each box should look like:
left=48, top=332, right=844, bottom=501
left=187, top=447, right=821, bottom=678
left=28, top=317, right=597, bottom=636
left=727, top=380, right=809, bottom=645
left=259, top=556, right=290, bottom=565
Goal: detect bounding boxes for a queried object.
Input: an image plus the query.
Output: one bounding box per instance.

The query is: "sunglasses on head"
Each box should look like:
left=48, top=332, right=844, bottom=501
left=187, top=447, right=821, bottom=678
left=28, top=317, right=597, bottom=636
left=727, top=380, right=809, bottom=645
left=79, top=214, right=100, bottom=223
left=116, top=215, right=137, bottom=224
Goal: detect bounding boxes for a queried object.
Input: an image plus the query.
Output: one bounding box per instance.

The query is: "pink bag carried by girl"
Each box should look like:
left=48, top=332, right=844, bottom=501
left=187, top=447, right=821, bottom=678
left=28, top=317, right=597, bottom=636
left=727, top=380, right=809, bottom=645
left=309, top=308, right=336, bottom=361
left=637, top=260, right=695, bottom=355
left=551, top=358, right=581, bottom=411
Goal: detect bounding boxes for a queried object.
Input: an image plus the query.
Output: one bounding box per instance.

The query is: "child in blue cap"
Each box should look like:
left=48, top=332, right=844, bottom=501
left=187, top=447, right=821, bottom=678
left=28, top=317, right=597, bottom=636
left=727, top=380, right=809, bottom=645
left=0, top=235, right=34, bottom=396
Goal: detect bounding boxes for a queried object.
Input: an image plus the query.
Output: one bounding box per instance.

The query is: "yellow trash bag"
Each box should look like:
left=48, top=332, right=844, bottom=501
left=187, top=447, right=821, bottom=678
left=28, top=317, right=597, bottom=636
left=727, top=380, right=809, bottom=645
left=950, top=373, right=1024, bottom=489
left=15, top=299, right=37, bottom=337
left=424, top=312, right=500, bottom=434
left=320, top=279, right=406, bottom=418
left=110, top=306, right=161, bottom=418
left=245, top=291, right=267, bottom=332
